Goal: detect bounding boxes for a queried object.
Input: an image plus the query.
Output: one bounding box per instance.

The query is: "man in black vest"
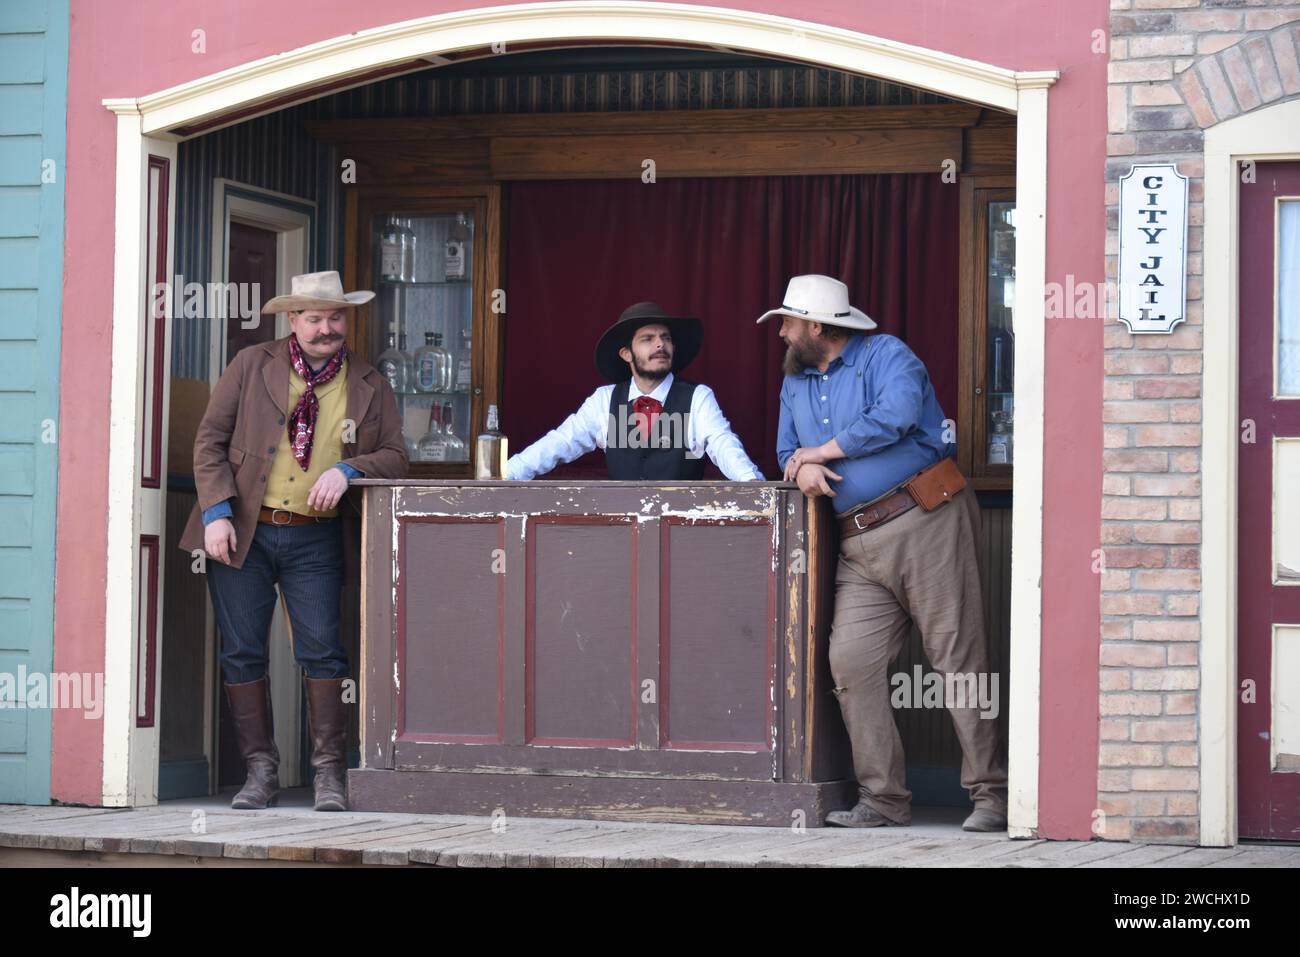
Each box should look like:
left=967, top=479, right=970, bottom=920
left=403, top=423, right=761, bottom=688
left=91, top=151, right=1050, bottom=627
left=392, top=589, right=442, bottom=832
left=506, top=302, right=763, bottom=481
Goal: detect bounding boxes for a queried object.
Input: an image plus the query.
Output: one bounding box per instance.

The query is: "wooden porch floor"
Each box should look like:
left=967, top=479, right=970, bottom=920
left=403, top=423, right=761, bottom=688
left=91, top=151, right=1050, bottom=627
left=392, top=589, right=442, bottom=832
left=3, top=794, right=1296, bottom=867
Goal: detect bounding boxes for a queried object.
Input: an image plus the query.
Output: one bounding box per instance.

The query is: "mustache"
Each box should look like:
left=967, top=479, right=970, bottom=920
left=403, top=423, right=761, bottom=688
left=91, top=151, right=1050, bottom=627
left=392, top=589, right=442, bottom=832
left=310, top=333, right=343, bottom=343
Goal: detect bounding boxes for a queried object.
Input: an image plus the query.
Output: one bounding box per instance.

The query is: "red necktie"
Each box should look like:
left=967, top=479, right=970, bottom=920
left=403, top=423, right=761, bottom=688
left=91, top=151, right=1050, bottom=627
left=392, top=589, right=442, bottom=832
left=632, top=395, right=663, bottom=442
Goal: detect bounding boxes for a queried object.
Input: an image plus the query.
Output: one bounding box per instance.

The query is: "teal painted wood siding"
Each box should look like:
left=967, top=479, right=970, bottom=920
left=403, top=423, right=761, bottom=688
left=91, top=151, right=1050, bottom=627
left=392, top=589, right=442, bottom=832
left=0, top=0, right=67, bottom=805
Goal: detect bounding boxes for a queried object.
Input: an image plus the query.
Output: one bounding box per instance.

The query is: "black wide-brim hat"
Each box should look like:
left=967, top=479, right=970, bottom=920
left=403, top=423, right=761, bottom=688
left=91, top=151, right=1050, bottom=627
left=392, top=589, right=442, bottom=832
left=593, top=301, right=703, bottom=382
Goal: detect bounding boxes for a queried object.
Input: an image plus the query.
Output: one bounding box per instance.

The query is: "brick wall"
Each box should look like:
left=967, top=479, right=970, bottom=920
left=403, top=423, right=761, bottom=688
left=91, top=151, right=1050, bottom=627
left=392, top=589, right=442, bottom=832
left=1102, top=0, right=1300, bottom=842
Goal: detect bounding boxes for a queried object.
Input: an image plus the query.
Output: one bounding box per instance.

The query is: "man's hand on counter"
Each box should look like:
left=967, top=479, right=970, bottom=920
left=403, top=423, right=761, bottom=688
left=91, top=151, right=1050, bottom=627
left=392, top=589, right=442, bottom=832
left=794, top=463, right=842, bottom=498
left=307, top=466, right=350, bottom=512
left=783, top=439, right=845, bottom=482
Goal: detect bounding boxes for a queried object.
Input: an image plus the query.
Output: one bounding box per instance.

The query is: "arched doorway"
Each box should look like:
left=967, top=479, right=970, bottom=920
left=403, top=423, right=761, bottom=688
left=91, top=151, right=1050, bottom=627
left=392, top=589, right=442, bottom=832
left=100, top=2, right=1053, bottom=835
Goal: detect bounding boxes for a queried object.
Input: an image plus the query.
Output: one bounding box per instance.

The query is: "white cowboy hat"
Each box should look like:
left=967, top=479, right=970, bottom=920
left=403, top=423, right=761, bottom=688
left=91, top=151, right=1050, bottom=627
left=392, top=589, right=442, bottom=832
left=260, top=270, right=375, bottom=314
left=755, top=274, right=876, bottom=330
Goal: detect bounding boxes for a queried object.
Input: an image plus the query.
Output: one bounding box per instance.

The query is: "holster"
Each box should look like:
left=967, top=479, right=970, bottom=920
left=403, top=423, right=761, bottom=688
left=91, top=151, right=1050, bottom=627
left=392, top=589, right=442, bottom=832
left=903, top=455, right=967, bottom=511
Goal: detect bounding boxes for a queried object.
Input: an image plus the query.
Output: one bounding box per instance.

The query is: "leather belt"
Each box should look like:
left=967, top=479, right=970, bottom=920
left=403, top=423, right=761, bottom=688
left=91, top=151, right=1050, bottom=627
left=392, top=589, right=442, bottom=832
left=258, top=506, right=331, bottom=526
left=838, top=487, right=917, bottom=540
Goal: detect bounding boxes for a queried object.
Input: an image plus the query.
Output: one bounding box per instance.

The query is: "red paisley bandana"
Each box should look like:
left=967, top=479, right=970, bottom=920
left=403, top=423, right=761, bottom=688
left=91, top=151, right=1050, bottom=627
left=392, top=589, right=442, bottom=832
left=287, top=334, right=348, bottom=471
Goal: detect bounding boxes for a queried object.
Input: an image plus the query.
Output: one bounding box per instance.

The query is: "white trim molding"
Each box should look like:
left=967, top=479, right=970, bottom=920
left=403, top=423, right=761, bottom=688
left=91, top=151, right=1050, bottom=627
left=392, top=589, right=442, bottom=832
left=101, top=1, right=1050, bottom=134
left=99, top=1, right=1056, bottom=823
left=1203, top=96, right=1300, bottom=848
left=103, top=109, right=179, bottom=806
left=1007, top=78, right=1051, bottom=840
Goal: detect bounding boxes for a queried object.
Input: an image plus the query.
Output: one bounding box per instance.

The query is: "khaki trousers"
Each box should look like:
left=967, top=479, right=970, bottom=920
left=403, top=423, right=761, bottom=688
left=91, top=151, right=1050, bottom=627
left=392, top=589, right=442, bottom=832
left=828, top=484, right=1007, bottom=824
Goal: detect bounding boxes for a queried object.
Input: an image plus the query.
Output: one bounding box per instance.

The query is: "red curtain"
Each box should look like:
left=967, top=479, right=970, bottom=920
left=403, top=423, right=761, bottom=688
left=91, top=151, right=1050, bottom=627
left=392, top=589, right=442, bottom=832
left=501, top=174, right=958, bottom=479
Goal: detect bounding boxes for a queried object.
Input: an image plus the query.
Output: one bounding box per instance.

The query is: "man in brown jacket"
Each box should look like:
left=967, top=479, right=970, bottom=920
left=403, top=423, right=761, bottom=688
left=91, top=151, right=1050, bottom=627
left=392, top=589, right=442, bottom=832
left=178, top=270, right=407, bottom=812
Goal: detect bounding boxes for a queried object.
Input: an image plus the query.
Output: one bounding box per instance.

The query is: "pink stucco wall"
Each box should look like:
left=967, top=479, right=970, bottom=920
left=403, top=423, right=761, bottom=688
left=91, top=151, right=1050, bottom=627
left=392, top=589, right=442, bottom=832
left=57, top=0, right=1105, bottom=836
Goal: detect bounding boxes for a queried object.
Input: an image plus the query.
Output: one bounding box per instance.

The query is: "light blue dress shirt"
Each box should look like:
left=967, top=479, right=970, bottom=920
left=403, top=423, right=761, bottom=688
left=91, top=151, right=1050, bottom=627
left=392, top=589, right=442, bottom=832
left=776, top=332, right=954, bottom=514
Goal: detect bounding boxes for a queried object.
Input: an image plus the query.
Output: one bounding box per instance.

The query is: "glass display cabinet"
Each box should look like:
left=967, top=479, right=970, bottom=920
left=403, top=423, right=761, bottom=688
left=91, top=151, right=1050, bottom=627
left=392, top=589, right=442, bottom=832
left=959, top=177, right=1016, bottom=490
left=343, top=186, right=502, bottom=477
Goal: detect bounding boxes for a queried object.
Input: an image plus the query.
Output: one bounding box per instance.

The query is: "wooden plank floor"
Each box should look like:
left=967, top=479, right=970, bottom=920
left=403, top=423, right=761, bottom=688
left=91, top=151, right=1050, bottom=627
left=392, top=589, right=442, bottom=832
left=2, top=793, right=1297, bottom=868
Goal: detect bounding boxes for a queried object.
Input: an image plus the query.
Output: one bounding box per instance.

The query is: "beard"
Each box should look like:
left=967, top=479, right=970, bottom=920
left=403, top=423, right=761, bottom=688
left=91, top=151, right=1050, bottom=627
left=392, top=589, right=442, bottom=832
left=632, top=351, right=673, bottom=383
left=782, top=337, right=825, bottom=377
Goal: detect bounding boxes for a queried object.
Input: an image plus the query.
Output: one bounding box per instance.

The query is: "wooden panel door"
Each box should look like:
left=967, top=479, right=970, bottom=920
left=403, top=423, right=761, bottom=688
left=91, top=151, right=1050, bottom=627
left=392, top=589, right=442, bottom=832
left=1238, top=160, right=1300, bottom=841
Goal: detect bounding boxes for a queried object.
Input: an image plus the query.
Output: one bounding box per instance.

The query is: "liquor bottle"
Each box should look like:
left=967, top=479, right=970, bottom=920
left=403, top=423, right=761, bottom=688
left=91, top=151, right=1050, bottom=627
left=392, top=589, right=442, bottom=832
left=454, top=327, right=472, bottom=393
left=435, top=333, right=453, bottom=392
left=412, top=332, right=445, bottom=394
left=444, top=213, right=470, bottom=281
left=399, top=218, right=418, bottom=283
left=988, top=411, right=1010, bottom=466
left=376, top=332, right=410, bottom=394
left=417, top=404, right=447, bottom=463
left=442, top=402, right=467, bottom=461
left=475, top=403, right=507, bottom=478
left=379, top=216, right=402, bottom=281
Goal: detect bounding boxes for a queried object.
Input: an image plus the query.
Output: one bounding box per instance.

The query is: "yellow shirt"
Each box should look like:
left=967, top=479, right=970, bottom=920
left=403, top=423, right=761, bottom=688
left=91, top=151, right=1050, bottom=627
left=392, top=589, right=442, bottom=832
left=263, top=360, right=349, bottom=517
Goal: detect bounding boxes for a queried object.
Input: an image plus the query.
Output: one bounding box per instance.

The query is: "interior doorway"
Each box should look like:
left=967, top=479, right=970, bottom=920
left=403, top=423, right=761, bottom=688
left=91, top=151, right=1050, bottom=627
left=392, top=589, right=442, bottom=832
left=158, top=181, right=316, bottom=799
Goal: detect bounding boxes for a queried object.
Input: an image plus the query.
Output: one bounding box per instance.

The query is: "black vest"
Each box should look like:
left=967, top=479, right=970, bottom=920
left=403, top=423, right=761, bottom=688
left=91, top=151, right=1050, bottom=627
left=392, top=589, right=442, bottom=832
left=605, top=378, right=706, bottom=480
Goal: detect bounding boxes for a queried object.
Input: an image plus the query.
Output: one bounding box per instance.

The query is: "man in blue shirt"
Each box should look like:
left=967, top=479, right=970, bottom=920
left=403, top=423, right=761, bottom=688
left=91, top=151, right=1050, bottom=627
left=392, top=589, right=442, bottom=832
left=760, top=275, right=1007, bottom=832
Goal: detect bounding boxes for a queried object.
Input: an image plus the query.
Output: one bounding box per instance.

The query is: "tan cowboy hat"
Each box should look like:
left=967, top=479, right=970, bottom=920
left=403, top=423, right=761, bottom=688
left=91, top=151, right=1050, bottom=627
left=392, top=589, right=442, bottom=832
left=260, top=270, right=375, bottom=314
left=755, top=274, right=876, bottom=330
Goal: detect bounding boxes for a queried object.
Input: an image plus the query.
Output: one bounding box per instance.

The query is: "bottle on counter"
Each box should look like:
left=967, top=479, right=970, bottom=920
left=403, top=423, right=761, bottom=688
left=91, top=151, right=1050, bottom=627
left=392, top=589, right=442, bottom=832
left=442, top=402, right=467, bottom=461
left=417, top=404, right=447, bottom=463
left=474, top=403, right=507, bottom=478
left=376, top=332, right=410, bottom=394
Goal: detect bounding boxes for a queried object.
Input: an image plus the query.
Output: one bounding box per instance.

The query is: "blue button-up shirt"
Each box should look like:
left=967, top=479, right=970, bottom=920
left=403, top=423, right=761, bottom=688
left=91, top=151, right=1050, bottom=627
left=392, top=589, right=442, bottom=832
left=777, top=332, right=954, bottom=514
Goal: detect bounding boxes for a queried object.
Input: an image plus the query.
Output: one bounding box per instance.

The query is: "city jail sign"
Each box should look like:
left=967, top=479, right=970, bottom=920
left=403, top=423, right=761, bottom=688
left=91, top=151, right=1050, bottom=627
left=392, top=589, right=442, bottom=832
left=1117, top=164, right=1189, bottom=334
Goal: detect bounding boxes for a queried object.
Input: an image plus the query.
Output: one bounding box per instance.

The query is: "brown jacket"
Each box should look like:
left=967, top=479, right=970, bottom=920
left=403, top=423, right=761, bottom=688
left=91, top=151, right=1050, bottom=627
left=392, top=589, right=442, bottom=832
left=178, top=336, right=407, bottom=569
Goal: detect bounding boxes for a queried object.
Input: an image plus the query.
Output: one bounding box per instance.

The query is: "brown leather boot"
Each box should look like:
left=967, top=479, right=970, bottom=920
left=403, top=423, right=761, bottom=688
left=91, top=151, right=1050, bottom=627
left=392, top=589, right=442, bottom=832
left=224, top=677, right=280, bottom=810
left=304, top=676, right=349, bottom=811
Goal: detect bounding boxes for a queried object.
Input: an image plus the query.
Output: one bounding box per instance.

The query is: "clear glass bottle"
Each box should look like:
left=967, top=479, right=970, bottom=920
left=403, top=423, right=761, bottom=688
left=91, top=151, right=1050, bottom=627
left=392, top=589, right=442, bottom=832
left=444, top=213, right=470, bottom=281
left=412, top=332, right=448, bottom=394
left=417, top=404, right=447, bottom=463
left=399, top=218, right=418, bottom=283
left=376, top=332, right=410, bottom=394
left=442, top=402, right=467, bottom=461
left=454, top=327, right=472, bottom=393
left=437, top=333, right=454, bottom=392
left=988, top=411, right=1011, bottom=466
left=475, top=403, right=507, bottom=478
left=379, top=216, right=402, bottom=281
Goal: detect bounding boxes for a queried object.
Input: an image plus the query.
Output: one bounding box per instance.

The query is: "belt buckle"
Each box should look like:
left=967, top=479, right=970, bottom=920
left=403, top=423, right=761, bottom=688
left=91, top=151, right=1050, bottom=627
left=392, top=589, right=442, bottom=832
left=270, top=508, right=294, bottom=526
left=852, top=507, right=881, bottom=531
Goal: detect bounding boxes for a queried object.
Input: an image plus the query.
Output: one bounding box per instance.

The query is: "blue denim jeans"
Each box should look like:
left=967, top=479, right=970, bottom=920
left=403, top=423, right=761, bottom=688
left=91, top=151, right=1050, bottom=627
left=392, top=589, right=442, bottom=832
left=207, top=519, right=349, bottom=684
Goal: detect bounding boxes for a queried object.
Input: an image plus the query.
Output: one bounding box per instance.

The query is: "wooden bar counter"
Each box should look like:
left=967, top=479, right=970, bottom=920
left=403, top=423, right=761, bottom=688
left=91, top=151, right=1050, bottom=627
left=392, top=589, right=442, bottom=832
left=350, top=479, right=856, bottom=826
